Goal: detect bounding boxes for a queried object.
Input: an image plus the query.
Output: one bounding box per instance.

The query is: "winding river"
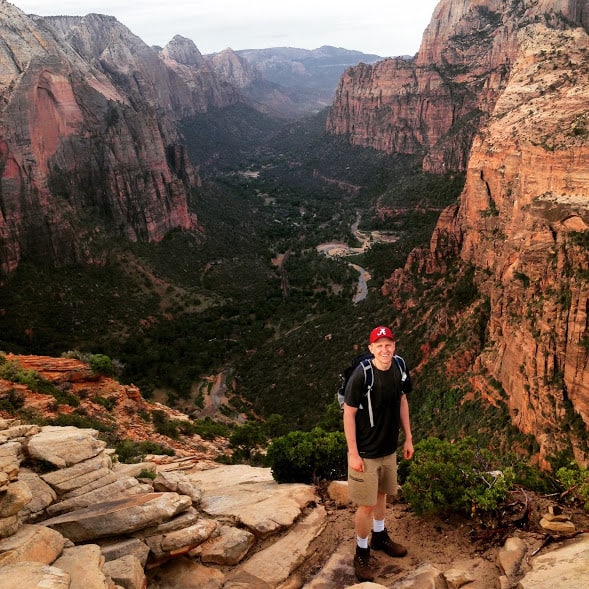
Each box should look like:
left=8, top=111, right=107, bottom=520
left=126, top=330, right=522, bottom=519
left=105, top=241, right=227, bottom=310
left=316, top=215, right=397, bottom=304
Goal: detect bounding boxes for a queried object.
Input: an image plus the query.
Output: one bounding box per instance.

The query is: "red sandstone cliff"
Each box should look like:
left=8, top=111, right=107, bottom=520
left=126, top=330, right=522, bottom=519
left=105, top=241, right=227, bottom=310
left=326, top=0, right=587, bottom=174
left=382, top=13, right=589, bottom=465
left=0, top=7, right=208, bottom=278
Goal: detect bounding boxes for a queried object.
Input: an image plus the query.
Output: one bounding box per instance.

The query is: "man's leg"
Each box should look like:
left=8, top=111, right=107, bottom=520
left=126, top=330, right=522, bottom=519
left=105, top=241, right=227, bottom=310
left=353, top=504, right=376, bottom=581
left=355, top=504, right=374, bottom=540
left=370, top=458, right=407, bottom=558
left=370, top=493, right=407, bottom=557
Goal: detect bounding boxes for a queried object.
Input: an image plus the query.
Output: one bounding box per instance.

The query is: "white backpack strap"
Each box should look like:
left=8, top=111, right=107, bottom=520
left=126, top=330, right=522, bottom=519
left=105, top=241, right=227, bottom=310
left=394, top=355, right=407, bottom=382
left=361, top=359, right=375, bottom=428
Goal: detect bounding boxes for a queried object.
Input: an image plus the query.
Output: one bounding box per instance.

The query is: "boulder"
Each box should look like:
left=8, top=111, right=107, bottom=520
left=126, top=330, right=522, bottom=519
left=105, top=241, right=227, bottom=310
left=226, top=506, right=327, bottom=587
left=43, top=492, right=192, bottom=542
left=189, top=464, right=318, bottom=536
left=497, top=536, right=528, bottom=578
left=519, top=533, right=589, bottom=589
left=197, top=524, right=256, bottom=566
left=99, top=537, right=151, bottom=568
left=0, top=479, right=32, bottom=517
left=0, top=523, right=65, bottom=566
left=53, top=543, right=111, bottom=589
left=41, top=452, right=112, bottom=494
left=17, top=469, right=57, bottom=518
left=0, top=561, right=70, bottom=589
left=0, top=442, right=22, bottom=480
left=143, top=518, right=218, bottom=559
left=103, top=554, right=146, bottom=589
left=27, top=426, right=106, bottom=468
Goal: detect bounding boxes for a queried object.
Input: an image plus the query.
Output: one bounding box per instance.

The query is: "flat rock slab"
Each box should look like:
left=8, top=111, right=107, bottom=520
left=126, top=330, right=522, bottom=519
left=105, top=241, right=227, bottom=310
left=186, top=465, right=318, bottom=536
left=42, top=492, right=192, bottom=542
left=0, top=561, right=70, bottom=589
left=519, top=533, right=589, bottom=589
left=27, top=426, right=106, bottom=468
left=227, top=505, right=327, bottom=587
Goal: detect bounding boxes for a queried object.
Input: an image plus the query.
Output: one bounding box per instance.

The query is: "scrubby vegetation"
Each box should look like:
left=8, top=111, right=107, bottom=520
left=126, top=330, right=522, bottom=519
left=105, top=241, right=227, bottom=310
left=1, top=101, right=587, bottom=522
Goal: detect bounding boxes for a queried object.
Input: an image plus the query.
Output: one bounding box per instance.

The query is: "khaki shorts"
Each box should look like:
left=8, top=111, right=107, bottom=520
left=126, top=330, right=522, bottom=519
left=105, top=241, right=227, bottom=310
left=347, top=453, right=397, bottom=506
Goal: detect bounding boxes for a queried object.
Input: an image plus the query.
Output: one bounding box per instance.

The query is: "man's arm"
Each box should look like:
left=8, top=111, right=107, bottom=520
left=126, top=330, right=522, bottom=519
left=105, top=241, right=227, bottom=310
left=400, top=394, right=414, bottom=460
left=343, top=403, right=364, bottom=471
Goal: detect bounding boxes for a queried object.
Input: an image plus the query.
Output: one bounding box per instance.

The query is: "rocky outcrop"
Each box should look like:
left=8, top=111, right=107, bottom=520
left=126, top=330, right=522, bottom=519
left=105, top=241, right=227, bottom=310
left=326, top=0, right=588, bottom=174
left=383, top=19, right=589, bottom=464
left=158, top=36, right=241, bottom=113
left=0, top=419, right=326, bottom=588
left=1, top=419, right=588, bottom=589
left=0, top=5, right=201, bottom=279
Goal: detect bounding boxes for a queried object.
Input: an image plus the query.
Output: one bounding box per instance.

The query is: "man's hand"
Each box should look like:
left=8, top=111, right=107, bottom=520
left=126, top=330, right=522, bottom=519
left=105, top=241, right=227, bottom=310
left=348, top=452, right=365, bottom=472
left=403, top=439, right=414, bottom=460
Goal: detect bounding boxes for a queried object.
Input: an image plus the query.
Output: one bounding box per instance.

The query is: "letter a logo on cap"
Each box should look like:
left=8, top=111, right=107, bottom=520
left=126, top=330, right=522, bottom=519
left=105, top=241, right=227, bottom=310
left=369, top=326, right=394, bottom=343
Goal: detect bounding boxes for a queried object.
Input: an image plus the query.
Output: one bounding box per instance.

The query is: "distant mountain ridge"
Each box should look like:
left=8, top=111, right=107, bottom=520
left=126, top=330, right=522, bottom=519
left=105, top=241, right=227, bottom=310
left=202, top=45, right=384, bottom=118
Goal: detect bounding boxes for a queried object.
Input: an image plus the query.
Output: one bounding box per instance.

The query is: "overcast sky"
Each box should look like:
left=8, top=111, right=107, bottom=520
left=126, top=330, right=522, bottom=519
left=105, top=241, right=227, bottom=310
left=13, top=0, right=440, bottom=57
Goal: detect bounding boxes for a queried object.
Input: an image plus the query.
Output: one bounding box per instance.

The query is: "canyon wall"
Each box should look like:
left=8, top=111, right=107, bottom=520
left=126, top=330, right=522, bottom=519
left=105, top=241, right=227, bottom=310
left=377, top=2, right=589, bottom=464
left=326, top=0, right=587, bottom=174
left=0, top=6, right=213, bottom=278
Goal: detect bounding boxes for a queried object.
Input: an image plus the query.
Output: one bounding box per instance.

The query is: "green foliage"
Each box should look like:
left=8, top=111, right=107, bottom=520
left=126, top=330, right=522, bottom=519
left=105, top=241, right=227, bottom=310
left=190, top=417, right=231, bottom=440
left=95, top=396, right=117, bottom=411
left=266, top=427, right=347, bottom=484
left=401, top=437, right=515, bottom=517
left=0, top=388, right=25, bottom=413
left=556, top=465, right=589, bottom=510
left=89, top=354, right=115, bottom=376
left=49, top=412, right=114, bottom=432
left=138, top=468, right=157, bottom=480
left=114, top=439, right=175, bottom=464
left=151, top=410, right=180, bottom=439
left=229, top=421, right=267, bottom=462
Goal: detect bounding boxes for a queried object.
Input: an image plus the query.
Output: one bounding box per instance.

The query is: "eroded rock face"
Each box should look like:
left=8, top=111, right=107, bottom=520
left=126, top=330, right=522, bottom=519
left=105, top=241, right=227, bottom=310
left=0, top=5, right=201, bottom=278
left=383, top=22, right=589, bottom=465
left=326, top=0, right=588, bottom=174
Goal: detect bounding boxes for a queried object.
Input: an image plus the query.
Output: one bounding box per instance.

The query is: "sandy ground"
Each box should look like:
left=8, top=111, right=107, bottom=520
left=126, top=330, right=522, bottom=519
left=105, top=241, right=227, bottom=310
left=296, top=487, right=589, bottom=588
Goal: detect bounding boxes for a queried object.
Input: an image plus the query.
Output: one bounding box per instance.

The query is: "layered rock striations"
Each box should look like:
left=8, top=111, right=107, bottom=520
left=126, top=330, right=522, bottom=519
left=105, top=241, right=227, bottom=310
left=326, top=0, right=588, bottom=174
left=384, top=20, right=589, bottom=464
left=0, top=6, right=205, bottom=278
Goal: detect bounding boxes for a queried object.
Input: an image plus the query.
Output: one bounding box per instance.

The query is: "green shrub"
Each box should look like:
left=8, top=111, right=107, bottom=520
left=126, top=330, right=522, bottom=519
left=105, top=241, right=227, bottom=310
left=266, top=427, right=347, bottom=484
left=151, top=410, right=179, bottom=439
left=0, top=388, right=26, bottom=412
left=229, top=421, right=266, bottom=461
left=556, top=465, right=589, bottom=510
left=89, top=354, right=114, bottom=376
left=401, top=437, right=515, bottom=517
left=95, top=396, right=117, bottom=411
left=115, top=439, right=175, bottom=463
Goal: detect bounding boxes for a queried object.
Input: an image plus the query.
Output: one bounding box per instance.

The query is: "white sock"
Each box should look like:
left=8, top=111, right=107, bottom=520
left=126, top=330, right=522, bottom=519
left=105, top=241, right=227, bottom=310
left=357, top=536, right=369, bottom=549
left=372, top=519, right=385, bottom=533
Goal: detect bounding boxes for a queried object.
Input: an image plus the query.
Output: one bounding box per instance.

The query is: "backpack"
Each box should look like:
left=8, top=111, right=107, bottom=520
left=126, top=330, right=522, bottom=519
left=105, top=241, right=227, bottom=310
left=337, top=352, right=407, bottom=428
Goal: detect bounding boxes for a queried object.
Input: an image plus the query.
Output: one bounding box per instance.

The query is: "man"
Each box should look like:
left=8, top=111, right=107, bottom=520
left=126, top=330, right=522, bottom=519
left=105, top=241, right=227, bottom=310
left=343, top=325, right=414, bottom=582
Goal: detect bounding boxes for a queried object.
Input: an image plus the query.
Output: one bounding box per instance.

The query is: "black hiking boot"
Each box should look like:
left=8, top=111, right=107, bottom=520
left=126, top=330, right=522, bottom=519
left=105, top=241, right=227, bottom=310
left=353, top=546, right=375, bottom=582
left=370, top=528, right=407, bottom=557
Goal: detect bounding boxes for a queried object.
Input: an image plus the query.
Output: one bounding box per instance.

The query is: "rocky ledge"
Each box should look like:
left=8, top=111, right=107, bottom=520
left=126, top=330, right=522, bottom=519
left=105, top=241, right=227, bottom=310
left=1, top=419, right=588, bottom=588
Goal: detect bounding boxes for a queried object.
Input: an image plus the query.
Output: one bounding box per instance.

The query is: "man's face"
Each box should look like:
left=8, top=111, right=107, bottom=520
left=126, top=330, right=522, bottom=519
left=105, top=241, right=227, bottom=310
left=369, top=338, right=396, bottom=365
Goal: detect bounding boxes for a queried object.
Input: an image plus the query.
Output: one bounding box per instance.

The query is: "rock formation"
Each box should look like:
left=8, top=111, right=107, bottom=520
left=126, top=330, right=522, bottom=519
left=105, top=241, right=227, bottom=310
left=326, top=0, right=588, bottom=174
left=2, top=353, right=589, bottom=587
left=1, top=400, right=587, bottom=588
left=0, top=4, right=204, bottom=279
left=374, top=2, right=589, bottom=465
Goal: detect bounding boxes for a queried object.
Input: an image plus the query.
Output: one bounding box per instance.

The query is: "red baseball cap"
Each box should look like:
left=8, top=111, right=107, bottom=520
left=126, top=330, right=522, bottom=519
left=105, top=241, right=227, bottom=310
left=369, top=326, right=395, bottom=343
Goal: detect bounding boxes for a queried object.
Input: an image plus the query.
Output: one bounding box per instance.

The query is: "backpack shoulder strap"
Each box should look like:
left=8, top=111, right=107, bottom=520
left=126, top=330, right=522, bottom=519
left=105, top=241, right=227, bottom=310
left=359, top=358, right=375, bottom=428
left=393, top=355, right=407, bottom=382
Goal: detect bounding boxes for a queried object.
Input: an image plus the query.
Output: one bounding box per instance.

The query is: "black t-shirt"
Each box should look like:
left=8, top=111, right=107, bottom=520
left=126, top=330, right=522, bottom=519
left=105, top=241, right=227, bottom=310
left=344, top=357, right=411, bottom=459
